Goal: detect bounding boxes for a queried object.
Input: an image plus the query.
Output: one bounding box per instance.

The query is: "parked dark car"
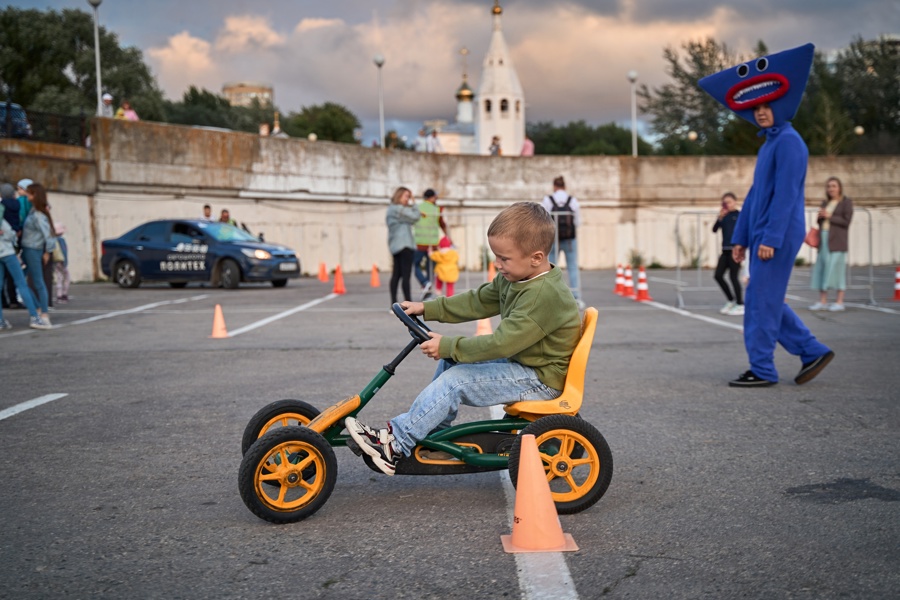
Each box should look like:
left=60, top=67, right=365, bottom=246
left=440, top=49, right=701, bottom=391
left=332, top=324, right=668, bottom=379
left=101, top=220, right=301, bottom=289
left=0, top=102, right=33, bottom=139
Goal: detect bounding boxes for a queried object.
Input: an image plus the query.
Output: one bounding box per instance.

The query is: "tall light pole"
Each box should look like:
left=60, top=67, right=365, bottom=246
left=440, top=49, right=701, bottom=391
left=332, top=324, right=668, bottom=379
left=373, top=53, right=385, bottom=148
left=627, top=70, right=638, bottom=157
left=88, top=0, right=103, bottom=117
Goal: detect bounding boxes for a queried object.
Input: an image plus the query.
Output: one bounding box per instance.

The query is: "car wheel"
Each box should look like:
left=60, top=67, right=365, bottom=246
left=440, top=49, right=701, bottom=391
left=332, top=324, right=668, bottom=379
left=271, top=279, right=288, bottom=288
left=113, top=259, right=141, bottom=288
left=169, top=282, right=188, bottom=288
left=219, top=259, right=240, bottom=289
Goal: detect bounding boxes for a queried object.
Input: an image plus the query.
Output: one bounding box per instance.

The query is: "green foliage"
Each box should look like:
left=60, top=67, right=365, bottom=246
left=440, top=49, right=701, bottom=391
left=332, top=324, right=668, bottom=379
left=0, top=7, right=164, bottom=119
left=526, top=120, right=651, bottom=155
left=283, top=102, right=361, bottom=143
left=162, top=86, right=275, bottom=134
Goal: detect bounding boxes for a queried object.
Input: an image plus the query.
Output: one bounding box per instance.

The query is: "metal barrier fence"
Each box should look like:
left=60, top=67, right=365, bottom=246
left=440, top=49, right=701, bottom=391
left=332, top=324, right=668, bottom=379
left=671, top=207, right=876, bottom=308
left=1, top=104, right=89, bottom=146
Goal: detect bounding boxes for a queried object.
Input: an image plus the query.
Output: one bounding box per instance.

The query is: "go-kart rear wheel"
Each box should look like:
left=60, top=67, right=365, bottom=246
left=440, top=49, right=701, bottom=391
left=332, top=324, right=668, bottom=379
left=241, top=399, right=321, bottom=455
left=238, top=426, right=337, bottom=524
left=509, top=415, right=613, bottom=515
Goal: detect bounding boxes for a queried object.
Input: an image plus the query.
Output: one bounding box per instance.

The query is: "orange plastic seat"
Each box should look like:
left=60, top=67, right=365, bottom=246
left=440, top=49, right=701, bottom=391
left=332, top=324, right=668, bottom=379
left=503, top=307, right=598, bottom=420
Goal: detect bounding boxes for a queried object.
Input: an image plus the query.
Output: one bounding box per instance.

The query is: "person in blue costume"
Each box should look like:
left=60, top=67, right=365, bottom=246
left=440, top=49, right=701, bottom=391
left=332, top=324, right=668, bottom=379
left=699, top=43, right=834, bottom=387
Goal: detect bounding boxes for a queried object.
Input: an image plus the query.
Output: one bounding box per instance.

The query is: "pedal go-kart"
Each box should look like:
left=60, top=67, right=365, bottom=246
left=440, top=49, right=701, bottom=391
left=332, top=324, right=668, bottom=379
left=238, top=304, right=613, bottom=524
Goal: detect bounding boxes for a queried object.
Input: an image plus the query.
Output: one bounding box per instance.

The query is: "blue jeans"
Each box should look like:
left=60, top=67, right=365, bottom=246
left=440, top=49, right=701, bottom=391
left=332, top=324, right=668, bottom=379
left=549, top=238, right=581, bottom=299
left=0, top=254, right=40, bottom=321
left=389, top=358, right=561, bottom=456
left=413, top=249, right=433, bottom=287
left=21, top=247, right=49, bottom=313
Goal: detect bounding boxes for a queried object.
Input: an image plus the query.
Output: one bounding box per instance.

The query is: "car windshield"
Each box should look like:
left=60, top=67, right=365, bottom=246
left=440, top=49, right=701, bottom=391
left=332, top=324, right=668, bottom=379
left=199, top=222, right=258, bottom=242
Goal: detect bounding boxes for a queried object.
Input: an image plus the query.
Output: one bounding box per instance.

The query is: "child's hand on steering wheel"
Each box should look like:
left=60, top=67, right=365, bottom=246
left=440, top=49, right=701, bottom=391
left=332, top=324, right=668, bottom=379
left=419, top=333, right=442, bottom=360
left=400, top=301, right=425, bottom=316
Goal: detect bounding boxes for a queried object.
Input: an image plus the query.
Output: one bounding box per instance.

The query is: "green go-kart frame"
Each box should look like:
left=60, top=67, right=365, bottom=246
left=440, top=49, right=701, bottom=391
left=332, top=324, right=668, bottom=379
left=238, top=303, right=613, bottom=524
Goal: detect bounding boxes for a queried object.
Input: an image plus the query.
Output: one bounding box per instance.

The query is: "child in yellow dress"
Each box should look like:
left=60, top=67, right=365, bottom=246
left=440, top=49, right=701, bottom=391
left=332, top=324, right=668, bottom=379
left=429, top=236, right=459, bottom=297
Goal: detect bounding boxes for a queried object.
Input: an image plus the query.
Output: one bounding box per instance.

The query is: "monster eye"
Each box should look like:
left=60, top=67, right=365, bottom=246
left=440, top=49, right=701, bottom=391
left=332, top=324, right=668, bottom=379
left=736, top=64, right=750, bottom=78
left=756, top=57, right=769, bottom=71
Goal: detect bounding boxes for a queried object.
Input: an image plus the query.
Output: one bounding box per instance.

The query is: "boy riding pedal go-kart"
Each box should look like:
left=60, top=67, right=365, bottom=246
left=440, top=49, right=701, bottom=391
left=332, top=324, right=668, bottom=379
left=238, top=202, right=612, bottom=523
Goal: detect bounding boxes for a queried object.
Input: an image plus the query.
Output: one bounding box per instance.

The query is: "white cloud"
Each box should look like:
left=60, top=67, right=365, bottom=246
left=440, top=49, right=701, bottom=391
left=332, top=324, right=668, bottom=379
left=215, top=15, right=286, bottom=53
left=147, top=31, right=220, bottom=98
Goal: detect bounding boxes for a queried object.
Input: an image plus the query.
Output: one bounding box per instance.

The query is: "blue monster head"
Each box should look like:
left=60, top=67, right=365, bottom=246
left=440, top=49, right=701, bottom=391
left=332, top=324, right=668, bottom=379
left=698, top=43, right=815, bottom=128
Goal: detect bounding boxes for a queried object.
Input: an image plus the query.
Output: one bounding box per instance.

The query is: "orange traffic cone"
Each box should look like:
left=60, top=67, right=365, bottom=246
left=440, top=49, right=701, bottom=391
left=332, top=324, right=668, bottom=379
left=634, top=266, right=653, bottom=302
left=501, top=434, right=579, bottom=553
left=475, top=318, right=493, bottom=336
left=318, top=262, right=328, bottom=282
left=209, top=304, right=228, bottom=338
left=614, top=264, right=625, bottom=295
left=333, top=265, right=346, bottom=294
left=488, top=261, right=496, bottom=281
left=894, top=266, right=900, bottom=301
left=622, top=266, right=635, bottom=298
left=370, top=264, right=381, bottom=288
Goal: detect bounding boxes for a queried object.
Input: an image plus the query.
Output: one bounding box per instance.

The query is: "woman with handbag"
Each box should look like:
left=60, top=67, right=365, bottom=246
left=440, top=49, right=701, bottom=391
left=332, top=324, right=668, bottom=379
left=20, top=183, right=57, bottom=324
left=809, top=177, right=854, bottom=312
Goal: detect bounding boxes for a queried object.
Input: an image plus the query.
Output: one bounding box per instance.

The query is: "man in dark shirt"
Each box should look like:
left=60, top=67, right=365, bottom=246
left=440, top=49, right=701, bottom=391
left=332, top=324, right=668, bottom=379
left=712, top=192, right=743, bottom=316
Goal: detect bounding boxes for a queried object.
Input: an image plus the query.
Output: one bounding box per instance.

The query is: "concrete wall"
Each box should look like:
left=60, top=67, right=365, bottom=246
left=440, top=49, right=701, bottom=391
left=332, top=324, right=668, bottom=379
left=2, top=120, right=898, bottom=283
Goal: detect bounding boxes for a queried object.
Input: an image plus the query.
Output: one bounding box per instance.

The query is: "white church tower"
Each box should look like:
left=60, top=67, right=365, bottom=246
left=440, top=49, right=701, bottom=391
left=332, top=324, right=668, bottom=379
left=475, top=0, right=525, bottom=156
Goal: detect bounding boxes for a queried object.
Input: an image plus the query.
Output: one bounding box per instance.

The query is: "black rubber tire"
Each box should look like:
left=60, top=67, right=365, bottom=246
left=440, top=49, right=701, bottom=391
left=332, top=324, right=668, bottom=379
left=219, top=259, right=240, bottom=289
left=508, top=414, right=613, bottom=515
left=113, top=259, right=141, bottom=288
left=238, top=426, right=337, bottom=524
left=241, top=399, right=321, bottom=455
left=169, top=281, right=188, bottom=288
left=271, top=279, right=288, bottom=288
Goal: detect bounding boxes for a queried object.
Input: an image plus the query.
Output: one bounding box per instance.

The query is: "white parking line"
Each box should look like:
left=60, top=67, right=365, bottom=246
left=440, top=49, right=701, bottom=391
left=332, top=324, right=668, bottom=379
left=226, top=293, right=340, bottom=337
left=490, top=405, right=580, bottom=600
left=0, top=394, right=68, bottom=422
left=643, top=300, right=744, bottom=331
left=67, top=295, right=210, bottom=325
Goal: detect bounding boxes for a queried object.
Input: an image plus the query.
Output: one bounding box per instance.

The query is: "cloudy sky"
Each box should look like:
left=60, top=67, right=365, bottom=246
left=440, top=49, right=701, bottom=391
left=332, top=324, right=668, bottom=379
left=18, top=0, right=900, bottom=144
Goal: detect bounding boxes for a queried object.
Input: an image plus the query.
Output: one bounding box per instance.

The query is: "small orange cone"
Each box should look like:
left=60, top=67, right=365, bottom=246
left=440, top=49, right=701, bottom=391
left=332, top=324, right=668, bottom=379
left=488, top=261, right=496, bottom=281
left=622, top=266, right=635, bottom=298
left=894, top=266, right=900, bottom=301
left=634, top=266, right=653, bottom=302
left=475, top=318, right=493, bottom=336
left=333, top=265, right=346, bottom=294
left=370, top=264, right=381, bottom=288
left=318, top=262, right=328, bottom=282
left=614, top=264, right=625, bottom=295
left=501, top=434, right=578, bottom=553
left=210, top=304, right=228, bottom=338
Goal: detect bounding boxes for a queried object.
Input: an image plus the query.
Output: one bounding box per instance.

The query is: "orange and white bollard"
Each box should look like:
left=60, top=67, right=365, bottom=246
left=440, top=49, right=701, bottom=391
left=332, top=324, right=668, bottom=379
left=634, top=266, right=653, bottom=302
left=614, top=264, right=625, bottom=295
left=622, top=266, right=635, bottom=298
left=894, top=266, right=900, bottom=301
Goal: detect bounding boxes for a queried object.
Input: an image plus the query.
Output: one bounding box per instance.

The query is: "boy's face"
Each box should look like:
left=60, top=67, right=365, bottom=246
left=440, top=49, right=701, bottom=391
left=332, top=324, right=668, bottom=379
left=488, top=235, right=547, bottom=282
left=753, top=103, right=774, bottom=128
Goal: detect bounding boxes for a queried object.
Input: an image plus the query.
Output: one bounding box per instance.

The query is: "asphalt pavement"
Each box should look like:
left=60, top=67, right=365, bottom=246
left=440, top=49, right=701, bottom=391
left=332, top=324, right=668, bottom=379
left=1, top=266, right=898, bottom=599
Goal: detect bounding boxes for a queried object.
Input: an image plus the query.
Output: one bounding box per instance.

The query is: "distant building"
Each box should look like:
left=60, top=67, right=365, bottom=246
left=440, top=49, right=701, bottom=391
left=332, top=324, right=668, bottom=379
left=222, top=82, right=273, bottom=108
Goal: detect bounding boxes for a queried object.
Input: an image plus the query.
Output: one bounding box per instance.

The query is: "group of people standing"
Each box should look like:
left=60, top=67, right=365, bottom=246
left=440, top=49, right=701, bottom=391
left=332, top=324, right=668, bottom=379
left=0, top=179, right=70, bottom=331
left=200, top=204, right=238, bottom=226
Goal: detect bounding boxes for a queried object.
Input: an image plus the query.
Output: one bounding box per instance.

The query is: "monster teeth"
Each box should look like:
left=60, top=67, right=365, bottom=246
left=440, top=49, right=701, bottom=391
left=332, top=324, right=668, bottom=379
left=735, top=80, right=777, bottom=100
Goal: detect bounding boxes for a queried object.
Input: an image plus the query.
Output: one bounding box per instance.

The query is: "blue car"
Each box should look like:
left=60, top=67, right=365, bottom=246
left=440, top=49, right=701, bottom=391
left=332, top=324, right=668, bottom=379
left=0, top=102, right=33, bottom=139
left=101, top=219, right=301, bottom=288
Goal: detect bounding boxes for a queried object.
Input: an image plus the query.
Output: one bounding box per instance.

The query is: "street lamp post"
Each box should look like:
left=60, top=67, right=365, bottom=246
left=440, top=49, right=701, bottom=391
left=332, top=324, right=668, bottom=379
left=88, top=0, right=103, bottom=117
left=627, top=70, right=638, bottom=157
left=373, top=54, right=385, bottom=149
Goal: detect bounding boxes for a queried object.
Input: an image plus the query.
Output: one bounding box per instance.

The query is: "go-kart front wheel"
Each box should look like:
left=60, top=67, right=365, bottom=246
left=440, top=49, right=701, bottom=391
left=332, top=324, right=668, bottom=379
left=508, top=414, right=613, bottom=514
left=238, top=426, right=337, bottom=524
left=241, top=399, right=321, bottom=455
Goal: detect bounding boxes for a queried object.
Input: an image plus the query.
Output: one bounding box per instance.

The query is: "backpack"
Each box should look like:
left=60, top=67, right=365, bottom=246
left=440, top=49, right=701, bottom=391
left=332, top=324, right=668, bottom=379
left=549, top=195, right=576, bottom=240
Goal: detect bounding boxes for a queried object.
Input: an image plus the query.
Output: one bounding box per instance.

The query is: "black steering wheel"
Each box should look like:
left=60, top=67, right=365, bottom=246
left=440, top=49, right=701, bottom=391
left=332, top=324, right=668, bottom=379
left=391, top=303, right=432, bottom=343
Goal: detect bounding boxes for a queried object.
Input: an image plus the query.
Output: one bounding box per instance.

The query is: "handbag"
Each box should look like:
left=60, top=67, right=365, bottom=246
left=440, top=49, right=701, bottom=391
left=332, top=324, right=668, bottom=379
left=51, top=243, right=65, bottom=262
left=804, top=227, right=820, bottom=249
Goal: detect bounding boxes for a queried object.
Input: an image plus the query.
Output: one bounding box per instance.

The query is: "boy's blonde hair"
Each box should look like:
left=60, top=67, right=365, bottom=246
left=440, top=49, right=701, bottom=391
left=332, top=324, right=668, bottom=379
left=487, top=202, right=556, bottom=255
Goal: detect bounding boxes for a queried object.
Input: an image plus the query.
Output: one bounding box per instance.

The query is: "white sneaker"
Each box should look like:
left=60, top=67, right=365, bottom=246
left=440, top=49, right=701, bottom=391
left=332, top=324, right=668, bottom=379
left=719, top=301, right=735, bottom=314
left=0, top=319, right=12, bottom=330
left=29, top=316, right=52, bottom=330
left=728, top=304, right=745, bottom=316
left=808, top=302, right=827, bottom=311
left=828, top=303, right=846, bottom=312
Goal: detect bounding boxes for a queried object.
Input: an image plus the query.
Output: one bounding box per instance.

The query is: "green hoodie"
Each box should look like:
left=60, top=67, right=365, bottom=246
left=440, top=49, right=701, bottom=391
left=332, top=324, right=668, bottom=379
left=423, top=266, right=581, bottom=390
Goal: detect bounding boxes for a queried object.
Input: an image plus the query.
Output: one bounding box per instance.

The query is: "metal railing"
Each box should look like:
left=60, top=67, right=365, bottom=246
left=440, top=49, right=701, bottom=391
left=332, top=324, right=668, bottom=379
left=2, top=104, right=89, bottom=146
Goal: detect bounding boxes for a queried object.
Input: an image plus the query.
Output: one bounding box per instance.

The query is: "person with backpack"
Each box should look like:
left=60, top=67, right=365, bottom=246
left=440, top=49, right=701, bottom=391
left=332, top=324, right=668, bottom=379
left=541, top=175, right=584, bottom=309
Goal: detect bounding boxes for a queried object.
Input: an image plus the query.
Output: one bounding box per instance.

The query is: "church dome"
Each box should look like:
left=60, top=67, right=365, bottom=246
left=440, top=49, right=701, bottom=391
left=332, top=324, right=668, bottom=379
left=456, top=79, right=474, bottom=101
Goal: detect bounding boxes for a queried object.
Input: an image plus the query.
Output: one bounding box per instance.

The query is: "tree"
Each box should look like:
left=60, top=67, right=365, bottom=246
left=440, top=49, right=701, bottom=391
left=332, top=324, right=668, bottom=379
left=162, top=87, right=276, bottom=134
left=283, top=102, right=361, bottom=143
left=637, top=38, right=759, bottom=155
left=526, top=120, right=650, bottom=155
left=0, top=7, right=164, bottom=119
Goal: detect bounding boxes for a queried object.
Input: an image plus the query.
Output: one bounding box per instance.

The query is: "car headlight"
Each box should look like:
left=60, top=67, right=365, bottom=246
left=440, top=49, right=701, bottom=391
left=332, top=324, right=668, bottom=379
left=241, top=248, right=272, bottom=260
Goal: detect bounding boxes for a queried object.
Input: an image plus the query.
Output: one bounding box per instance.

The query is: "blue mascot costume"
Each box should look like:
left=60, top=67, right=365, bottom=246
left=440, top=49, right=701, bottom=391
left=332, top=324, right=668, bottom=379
left=699, top=43, right=834, bottom=387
